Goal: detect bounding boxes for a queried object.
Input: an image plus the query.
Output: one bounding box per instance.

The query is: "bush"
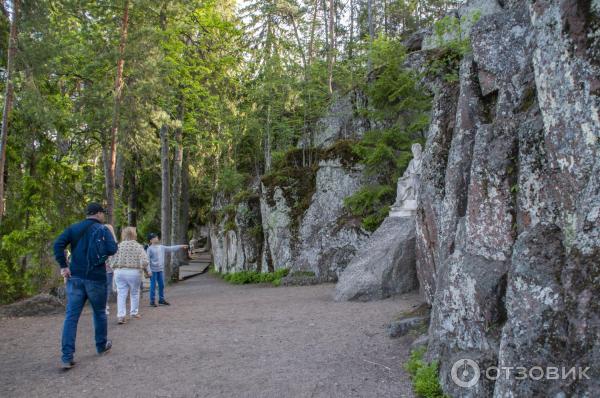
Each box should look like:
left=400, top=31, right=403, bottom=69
left=0, top=220, right=57, bottom=304
left=414, top=361, right=445, bottom=398
left=221, top=268, right=290, bottom=286
left=344, top=185, right=395, bottom=231
left=218, top=167, right=248, bottom=196
left=405, top=347, right=448, bottom=398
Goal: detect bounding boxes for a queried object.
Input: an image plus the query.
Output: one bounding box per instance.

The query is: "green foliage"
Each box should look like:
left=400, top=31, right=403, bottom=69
left=218, top=167, right=248, bottom=196
left=343, top=37, right=431, bottom=231
left=428, top=12, right=481, bottom=82
left=344, top=185, right=395, bottom=231
left=222, top=268, right=289, bottom=286
left=0, top=0, right=453, bottom=303
left=414, top=361, right=446, bottom=398
left=0, top=221, right=57, bottom=303
left=405, top=348, right=447, bottom=398
left=406, top=347, right=428, bottom=376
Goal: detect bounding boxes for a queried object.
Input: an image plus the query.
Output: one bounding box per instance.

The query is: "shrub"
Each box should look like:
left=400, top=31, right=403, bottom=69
left=406, top=347, right=427, bottom=377
left=405, top=347, right=447, bottom=398
left=217, top=167, right=248, bottom=196
left=221, top=269, right=290, bottom=286
left=344, top=185, right=395, bottom=231
left=414, top=361, right=445, bottom=398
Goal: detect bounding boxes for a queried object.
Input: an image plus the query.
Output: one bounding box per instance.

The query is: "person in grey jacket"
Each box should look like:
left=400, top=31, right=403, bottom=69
left=146, top=233, right=188, bottom=307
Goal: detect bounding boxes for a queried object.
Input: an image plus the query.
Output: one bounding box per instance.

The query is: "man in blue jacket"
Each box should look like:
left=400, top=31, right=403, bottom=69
left=53, top=203, right=118, bottom=369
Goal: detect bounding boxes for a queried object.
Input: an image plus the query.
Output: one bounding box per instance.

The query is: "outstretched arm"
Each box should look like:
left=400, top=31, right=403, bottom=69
left=163, top=244, right=188, bottom=254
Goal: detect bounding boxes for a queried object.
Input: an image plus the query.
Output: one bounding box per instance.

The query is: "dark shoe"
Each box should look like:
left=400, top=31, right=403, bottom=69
left=150, top=302, right=158, bottom=307
left=158, top=300, right=170, bottom=306
left=61, top=361, right=75, bottom=370
left=98, top=340, right=112, bottom=355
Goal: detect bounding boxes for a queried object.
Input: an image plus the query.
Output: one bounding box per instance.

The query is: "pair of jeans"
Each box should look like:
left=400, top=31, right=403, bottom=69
left=61, top=277, right=108, bottom=363
left=149, top=271, right=165, bottom=304
left=114, top=269, right=142, bottom=318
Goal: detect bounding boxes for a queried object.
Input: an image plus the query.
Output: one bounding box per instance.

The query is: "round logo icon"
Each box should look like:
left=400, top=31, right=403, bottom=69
left=451, top=358, right=480, bottom=388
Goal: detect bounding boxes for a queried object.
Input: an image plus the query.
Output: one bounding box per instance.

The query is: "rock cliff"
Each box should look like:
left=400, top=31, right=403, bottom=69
left=414, top=0, right=600, bottom=396
left=212, top=91, right=371, bottom=278
left=210, top=191, right=263, bottom=274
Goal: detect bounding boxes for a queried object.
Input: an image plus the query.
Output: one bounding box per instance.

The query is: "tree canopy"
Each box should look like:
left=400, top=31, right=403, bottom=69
left=0, top=0, right=459, bottom=302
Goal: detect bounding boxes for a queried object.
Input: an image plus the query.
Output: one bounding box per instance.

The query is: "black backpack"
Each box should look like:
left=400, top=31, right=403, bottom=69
left=74, top=221, right=111, bottom=275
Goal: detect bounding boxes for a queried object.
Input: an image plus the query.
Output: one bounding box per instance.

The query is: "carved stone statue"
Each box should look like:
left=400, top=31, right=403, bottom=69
left=390, top=143, right=423, bottom=217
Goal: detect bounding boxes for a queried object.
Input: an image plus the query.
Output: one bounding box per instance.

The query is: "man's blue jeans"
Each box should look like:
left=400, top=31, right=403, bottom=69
left=61, top=277, right=108, bottom=363
left=149, top=271, right=165, bottom=304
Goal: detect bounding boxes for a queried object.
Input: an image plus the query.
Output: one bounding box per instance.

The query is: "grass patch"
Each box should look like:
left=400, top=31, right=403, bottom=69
left=405, top=348, right=448, bottom=398
left=221, top=268, right=290, bottom=286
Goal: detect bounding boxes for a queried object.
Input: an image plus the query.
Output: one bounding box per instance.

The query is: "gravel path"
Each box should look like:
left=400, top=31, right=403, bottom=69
left=0, top=274, right=421, bottom=398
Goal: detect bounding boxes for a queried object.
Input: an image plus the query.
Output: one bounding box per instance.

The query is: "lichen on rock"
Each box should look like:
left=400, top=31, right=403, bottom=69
left=414, top=0, right=600, bottom=396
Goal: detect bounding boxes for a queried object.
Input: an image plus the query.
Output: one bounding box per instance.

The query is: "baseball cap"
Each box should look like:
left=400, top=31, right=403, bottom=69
left=86, top=202, right=106, bottom=215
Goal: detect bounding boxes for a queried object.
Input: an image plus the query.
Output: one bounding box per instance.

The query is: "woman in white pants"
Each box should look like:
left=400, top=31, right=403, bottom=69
left=108, top=227, right=150, bottom=324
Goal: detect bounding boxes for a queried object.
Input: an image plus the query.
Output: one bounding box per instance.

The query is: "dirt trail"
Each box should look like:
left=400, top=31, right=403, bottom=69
left=0, top=274, right=421, bottom=398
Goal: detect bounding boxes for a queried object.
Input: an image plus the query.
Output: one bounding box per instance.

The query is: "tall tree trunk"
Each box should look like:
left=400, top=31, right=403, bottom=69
left=179, top=149, right=190, bottom=257
left=105, top=0, right=130, bottom=226
left=0, top=0, right=19, bottom=220
left=160, top=124, right=172, bottom=279
left=115, top=151, right=125, bottom=191
left=367, top=0, right=374, bottom=72
left=327, top=0, right=335, bottom=93
left=289, top=14, right=307, bottom=72
left=127, top=168, right=137, bottom=226
left=384, top=0, right=388, bottom=36
left=307, top=0, right=319, bottom=66
left=170, top=116, right=183, bottom=282
left=264, top=105, right=271, bottom=173
left=349, top=0, right=354, bottom=60
left=322, top=0, right=328, bottom=55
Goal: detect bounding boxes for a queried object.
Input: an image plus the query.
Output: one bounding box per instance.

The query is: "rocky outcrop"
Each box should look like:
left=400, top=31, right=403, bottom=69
left=335, top=144, right=422, bottom=301
left=415, top=0, right=600, bottom=396
left=302, top=90, right=369, bottom=149
left=421, top=0, right=503, bottom=51
left=387, top=316, right=429, bottom=338
left=261, top=158, right=369, bottom=278
left=260, top=185, right=296, bottom=272
left=213, top=93, right=372, bottom=277
left=210, top=193, right=263, bottom=274
left=295, top=159, right=369, bottom=278
left=335, top=216, right=418, bottom=301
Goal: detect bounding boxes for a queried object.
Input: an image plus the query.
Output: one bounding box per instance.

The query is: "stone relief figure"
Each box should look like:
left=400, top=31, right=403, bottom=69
left=391, top=143, right=422, bottom=216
